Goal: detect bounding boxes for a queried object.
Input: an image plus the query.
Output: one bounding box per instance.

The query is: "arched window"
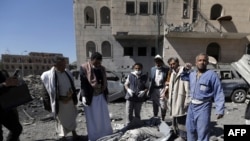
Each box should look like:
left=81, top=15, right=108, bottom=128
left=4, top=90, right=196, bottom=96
left=206, top=42, right=220, bottom=61
left=210, top=4, right=223, bottom=20
left=84, top=6, right=95, bottom=24
left=247, top=44, right=250, bottom=54
left=86, top=41, right=96, bottom=58
left=100, top=7, right=110, bottom=24
left=101, top=41, right=111, bottom=57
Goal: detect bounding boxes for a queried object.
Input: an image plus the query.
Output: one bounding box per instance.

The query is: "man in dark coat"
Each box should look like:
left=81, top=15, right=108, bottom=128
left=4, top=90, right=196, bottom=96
left=0, top=70, right=23, bottom=141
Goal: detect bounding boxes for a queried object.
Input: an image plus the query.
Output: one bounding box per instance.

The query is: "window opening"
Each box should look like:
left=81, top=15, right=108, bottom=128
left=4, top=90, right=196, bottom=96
left=126, top=1, right=135, bottom=14
left=206, top=42, right=220, bottom=61
left=102, top=41, right=112, bottom=57
left=153, top=2, right=162, bottom=15
left=210, top=4, right=223, bottom=20
left=183, top=0, right=190, bottom=18
left=138, top=47, right=147, bottom=56
left=86, top=41, right=96, bottom=58
left=192, top=0, right=199, bottom=22
left=85, top=7, right=95, bottom=24
left=100, top=7, right=110, bottom=24
left=124, top=47, right=133, bottom=56
left=151, top=47, right=156, bottom=56
left=140, top=2, right=148, bottom=14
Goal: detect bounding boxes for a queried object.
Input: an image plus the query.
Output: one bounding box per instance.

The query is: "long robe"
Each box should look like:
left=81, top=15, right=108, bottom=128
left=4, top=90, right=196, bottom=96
left=83, top=94, right=113, bottom=141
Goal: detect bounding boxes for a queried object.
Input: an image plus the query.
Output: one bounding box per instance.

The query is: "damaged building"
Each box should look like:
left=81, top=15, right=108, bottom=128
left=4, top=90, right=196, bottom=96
left=74, top=0, right=250, bottom=75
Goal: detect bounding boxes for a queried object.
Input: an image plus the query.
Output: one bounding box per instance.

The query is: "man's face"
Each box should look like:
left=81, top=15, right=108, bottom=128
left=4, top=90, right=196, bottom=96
left=91, top=59, right=102, bottom=68
left=133, top=65, right=142, bottom=71
left=196, top=55, right=208, bottom=71
left=55, top=60, right=66, bottom=72
left=168, top=60, right=179, bottom=70
left=155, top=59, right=163, bottom=67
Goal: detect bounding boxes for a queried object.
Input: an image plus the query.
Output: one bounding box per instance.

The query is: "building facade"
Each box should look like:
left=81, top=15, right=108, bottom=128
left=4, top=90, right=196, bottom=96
left=74, top=0, right=250, bottom=75
left=1, top=52, right=69, bottom=76
left=164, top=0, right=250, bottom=64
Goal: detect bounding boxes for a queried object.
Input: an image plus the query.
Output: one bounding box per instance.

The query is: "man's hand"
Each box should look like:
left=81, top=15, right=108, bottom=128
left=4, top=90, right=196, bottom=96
left=79, top=90, right=88, bottom=107
left=184, top=103, right=189, bottom=111
left=138, top=90, right=146, bottom=97
left=67, top=89, right=73, bottom=98
left=82, top=97, right=88, bottom=107
left=165, top=81, right=169, bottom=86
left=4, top=78, right=19, bottom=87
left=184, top=63, right=192, bottom=70
left=216, top=114, right=224, bottom=119
left=127, top=88, right=134, bottom=97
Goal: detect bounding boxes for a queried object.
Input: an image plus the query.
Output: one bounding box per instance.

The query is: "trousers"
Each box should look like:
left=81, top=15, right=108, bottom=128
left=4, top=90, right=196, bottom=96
left=0, top=108, right=23, bottom=141
left=151, top=88, right=167, bottom=119
left=125, top=100, right=143, bottom=125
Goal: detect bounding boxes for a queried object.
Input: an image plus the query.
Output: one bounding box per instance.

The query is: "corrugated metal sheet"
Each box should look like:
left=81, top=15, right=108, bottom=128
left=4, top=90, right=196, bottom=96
left=231, top=54, right=250, bottom=85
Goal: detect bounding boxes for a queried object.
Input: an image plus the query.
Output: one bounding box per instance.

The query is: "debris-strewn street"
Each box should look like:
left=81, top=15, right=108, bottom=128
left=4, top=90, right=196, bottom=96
left=2, top=75, right=248, bottom=141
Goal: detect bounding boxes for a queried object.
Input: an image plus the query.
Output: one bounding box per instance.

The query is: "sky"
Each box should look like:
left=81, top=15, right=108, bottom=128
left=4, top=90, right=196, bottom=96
left=0, top=0, right=77, bottom=63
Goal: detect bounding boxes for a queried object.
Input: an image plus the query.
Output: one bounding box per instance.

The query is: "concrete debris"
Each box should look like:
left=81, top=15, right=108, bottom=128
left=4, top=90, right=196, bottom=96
left=39, top=113, right=55, bottom=122
left=110, top=113, right=123, bottom=121
left=165, top=23, right=193, bottom=32
left=18, top=75, right=48, bottom=121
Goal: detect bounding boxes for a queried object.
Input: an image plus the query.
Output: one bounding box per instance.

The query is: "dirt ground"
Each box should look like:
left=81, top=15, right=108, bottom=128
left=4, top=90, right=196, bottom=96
left=2, top=99, right=248, bottom=141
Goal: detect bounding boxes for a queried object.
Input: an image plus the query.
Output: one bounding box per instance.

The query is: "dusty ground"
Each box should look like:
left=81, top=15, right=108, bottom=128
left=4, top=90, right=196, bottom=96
left=2, top=99, right=248, bottom=141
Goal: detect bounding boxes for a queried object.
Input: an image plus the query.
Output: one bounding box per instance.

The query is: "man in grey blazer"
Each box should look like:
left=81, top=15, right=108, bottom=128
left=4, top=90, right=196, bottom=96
left=148, top=55, right=170, bottom=121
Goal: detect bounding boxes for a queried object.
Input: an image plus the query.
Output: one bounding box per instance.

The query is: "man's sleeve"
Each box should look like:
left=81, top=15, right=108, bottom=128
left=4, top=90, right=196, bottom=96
left=124, top=74, right=130, bottom=86
left=213, top=74, right=225, bottom=115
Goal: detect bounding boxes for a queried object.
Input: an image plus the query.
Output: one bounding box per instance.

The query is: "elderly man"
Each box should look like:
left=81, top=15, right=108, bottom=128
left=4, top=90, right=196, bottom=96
left=41, top=56, right=79, bottom=141
left=167, top=57, right=190, bottom=141
left=182, top=53, right=224, bottom=141
left=148, top=55, right=170, bottom=121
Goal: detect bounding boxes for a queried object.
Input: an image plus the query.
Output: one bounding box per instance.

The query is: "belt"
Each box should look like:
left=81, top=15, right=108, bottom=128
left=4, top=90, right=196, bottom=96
left=191, top=98, right=211, bottom=104
left=93, top=88, right=103, bottom=96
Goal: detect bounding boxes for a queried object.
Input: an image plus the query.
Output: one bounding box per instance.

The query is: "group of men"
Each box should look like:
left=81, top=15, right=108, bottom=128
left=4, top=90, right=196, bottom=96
left=0, top=52, right=240, bottom=141
left=124, top=53, right=225, bottom=141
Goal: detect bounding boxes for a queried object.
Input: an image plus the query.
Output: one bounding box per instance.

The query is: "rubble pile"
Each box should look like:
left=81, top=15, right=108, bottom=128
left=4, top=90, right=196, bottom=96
left=18, top=75, right=49, bottom=121
left=23, top=75, right=44, bottom=100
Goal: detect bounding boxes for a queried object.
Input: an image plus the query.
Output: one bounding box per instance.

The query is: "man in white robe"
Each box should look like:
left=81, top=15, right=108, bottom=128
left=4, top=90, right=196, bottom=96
left=41, top=56, right=79, bottom=141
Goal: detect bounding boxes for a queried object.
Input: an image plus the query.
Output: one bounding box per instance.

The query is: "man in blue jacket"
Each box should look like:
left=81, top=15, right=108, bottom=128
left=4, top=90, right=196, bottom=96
left=182, top=53, right=224, bottom=141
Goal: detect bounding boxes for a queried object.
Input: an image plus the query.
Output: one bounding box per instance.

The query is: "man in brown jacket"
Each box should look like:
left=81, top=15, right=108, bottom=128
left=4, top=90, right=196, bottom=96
left=167, top=57, right=190, bottom=141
